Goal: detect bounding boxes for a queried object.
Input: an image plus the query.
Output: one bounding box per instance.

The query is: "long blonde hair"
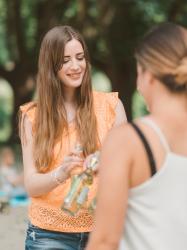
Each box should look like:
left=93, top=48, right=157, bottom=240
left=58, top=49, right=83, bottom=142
left=20, top=26, right=99, bottom=172
left=135, top=23, right=187, bottom=93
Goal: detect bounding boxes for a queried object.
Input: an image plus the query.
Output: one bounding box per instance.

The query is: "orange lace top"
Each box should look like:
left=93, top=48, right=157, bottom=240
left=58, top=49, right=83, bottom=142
left=20, top=91, right=118, bottom=232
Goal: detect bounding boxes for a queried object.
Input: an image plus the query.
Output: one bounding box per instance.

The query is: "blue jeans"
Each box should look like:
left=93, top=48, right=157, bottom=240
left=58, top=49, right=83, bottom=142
left=25, top=222, right=89, bottom=250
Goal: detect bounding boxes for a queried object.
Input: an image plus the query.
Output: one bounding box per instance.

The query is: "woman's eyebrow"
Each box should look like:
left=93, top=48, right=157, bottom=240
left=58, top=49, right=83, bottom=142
left=76, top=52, right=84, bottom=56
left=64, top=52, right=84, bottom=57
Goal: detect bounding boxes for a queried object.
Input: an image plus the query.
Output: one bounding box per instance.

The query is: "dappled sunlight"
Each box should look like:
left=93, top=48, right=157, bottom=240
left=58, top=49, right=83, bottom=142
left=0, top=79, right=13, bottom=142
left=92, top=70, right=112, bottom=92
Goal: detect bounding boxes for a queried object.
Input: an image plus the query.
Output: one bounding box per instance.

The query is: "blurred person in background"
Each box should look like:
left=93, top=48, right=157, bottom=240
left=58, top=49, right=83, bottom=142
left=0, top=146, right=26, bottom=199
left=87, top=22, right=187, bottom=250
left=19, top=25, right=127, bottom=250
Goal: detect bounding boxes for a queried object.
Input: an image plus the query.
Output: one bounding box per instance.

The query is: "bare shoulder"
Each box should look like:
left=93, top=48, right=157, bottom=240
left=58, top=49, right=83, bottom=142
left=105, top=122, right=136, bottom=144
left=102, top=122, right=137, bottom=158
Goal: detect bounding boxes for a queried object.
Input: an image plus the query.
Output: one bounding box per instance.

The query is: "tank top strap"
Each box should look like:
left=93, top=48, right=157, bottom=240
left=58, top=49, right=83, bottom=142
left=140, top=117, right=170, bottom=153
left=131, top=122, right=157, bottom=176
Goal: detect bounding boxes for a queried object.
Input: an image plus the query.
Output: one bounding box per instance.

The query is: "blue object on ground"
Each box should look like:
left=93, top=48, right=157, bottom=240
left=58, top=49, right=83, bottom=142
left=9, top=197, right=30, bottom=207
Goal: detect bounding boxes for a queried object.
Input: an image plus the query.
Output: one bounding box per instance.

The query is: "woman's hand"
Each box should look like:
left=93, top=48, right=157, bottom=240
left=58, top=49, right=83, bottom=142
left=54, top=152, right=84, bottom=184
left=58, top=153, right=84, bottom=179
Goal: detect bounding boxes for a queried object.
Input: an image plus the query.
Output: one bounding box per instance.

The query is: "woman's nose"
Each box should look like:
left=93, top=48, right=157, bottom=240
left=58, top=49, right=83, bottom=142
left=70, top=59, right=79, bottom=70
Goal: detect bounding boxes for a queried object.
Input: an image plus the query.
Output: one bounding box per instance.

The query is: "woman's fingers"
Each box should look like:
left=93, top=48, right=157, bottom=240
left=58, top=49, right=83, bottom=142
left=64, top=155, right=83, bottom=163
left=59, top=152, right=85, bottom=179
left=61, top=158, right=83, bottom=175
left=83, top=154, right=93, bottom=169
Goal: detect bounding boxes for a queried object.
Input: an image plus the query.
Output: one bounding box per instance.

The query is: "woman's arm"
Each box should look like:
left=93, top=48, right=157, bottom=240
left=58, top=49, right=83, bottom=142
left=114, top=99, right=127, bottom=126
left=21, top=115, right=83, bottom=197
left=86, top=125, right=133, bottom=250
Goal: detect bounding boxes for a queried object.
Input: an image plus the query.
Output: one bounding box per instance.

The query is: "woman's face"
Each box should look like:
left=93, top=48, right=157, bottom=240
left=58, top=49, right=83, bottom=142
left=136, top=63, right=144, bottom=93
left=136, top=63, right=151, bottom=95
left=136, top=62, right=153, bottom=109
left=58, top=39, right=86, bottom=89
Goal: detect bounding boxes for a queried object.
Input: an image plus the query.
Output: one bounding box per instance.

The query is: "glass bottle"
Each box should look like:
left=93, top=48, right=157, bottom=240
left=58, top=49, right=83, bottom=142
left=88, top=196, right=97, bottom=214
left=61, top=151, right=100, bottom=216
left=70, top=144, right=84, bottom=176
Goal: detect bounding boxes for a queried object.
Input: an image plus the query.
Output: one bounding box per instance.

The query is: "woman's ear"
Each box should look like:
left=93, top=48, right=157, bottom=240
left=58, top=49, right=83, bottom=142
left=145, top=70, right=155, bottom=85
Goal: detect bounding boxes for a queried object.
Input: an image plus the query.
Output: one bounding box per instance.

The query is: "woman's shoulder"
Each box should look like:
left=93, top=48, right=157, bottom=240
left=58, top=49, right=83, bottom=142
left=93, top=90, right=118, bottom=103
left=93, top=91, right=119, bottom=110
left=20, top=101, right=36, bottom=112
left=20, top=101, right=37, bottom=124
left=107, top=122, right=135, bottom=141
left=102, top=122, right=137, bottom=158
left=93, top=91, right=121, bottom=128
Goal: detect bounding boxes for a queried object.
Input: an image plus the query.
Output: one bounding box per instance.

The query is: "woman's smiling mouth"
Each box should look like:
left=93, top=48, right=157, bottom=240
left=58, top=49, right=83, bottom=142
left=67, top=73, right=82, bottom=79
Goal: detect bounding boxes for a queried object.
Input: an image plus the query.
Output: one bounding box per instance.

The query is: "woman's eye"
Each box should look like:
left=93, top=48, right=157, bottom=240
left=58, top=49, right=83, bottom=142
left=63, top=57, right=70, bottom=63
left=63, top=55, right=85, bottom=64
left=77, top=56, right=85, bottom=61
left=63, top=60, right=69, bottom=64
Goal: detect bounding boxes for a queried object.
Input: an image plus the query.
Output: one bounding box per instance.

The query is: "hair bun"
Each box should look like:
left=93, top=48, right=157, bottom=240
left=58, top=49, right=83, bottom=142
left=174, top=57, right=187, bottom=85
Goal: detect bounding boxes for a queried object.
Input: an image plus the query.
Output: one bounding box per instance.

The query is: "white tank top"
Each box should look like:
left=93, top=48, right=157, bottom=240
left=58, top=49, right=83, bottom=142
left=119, top=118, right=187, bottom=250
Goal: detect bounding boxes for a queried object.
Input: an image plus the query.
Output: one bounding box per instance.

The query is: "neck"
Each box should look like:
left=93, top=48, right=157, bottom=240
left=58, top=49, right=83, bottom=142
left=62, top=87, right=78, bottom=123
left=149, top=92, right=187, bottom=124
left=63, top=87, right=77, bottom=104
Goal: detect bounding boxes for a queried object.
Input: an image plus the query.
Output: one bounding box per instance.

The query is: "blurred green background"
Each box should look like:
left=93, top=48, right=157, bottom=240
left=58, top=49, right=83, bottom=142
left=0, top=0, right=187, bottom=148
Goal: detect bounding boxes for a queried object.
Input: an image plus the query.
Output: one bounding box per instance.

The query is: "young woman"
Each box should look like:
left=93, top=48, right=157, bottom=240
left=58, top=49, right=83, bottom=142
left=87, top=23, right=187, bottom=250
left=19, top=25, right=126, bottom=250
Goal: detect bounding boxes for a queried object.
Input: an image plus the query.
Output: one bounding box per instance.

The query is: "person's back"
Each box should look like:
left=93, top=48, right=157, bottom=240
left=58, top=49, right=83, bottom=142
left=86, top=22, right=187, bottom=250
left=120, top=117, right=187, bottom=250
left=120, top=22, right=187, bottom=250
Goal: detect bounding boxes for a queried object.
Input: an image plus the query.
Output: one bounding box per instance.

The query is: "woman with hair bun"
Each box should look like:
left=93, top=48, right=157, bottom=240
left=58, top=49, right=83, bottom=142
left=19, top=25, right=127, bottom=250
left=87, top=23, right=187, bottom=250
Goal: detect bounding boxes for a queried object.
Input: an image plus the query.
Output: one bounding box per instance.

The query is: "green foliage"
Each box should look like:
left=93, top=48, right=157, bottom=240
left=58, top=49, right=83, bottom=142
left=0, top=79, right=13, bottom=141
left=0, top=0, right=9, bottom=64
left=0, top=104, right=7, bottom=128
left=0, top=0, right=187, bottom=142
left=21, top=0, right=38, bottom=51
left=132, top=90, right=149, bottom=119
